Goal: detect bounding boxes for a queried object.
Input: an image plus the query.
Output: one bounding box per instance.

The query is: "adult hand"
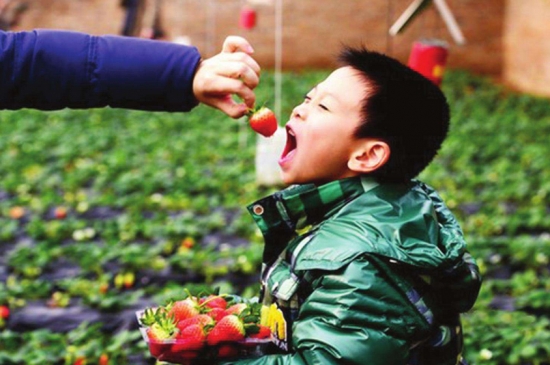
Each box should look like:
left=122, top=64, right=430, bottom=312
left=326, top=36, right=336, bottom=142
left=192, top=36, right=261, bottom=118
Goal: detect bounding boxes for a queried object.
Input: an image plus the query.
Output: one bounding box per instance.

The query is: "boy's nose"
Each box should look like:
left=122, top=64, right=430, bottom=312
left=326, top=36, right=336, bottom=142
left=292, top=104, right=306, bottom=120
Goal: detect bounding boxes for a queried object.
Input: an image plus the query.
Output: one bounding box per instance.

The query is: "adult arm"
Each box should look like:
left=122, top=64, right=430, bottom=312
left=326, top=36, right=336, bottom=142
left=0, top=30, right=259, bottom=116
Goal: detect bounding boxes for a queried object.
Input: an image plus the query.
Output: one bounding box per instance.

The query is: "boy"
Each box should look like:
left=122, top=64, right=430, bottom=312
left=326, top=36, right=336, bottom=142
left=227, top=46, right=481, bottom=364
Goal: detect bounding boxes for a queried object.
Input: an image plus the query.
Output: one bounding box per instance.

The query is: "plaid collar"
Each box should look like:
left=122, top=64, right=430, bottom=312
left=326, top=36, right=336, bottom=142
left=247, top=177, right=379, bottom=261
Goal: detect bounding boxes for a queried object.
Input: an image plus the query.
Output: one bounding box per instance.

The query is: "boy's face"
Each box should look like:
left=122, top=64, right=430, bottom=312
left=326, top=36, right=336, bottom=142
left=278, top=66, right=367, bottom=185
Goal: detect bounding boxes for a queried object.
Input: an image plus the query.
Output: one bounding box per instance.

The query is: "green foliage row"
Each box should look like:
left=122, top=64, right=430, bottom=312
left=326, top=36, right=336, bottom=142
left=425, top=70, right=550, bottom=237
left=0, top=322, right=143, bottom=365
left=422, top=71, right=550, bottom=365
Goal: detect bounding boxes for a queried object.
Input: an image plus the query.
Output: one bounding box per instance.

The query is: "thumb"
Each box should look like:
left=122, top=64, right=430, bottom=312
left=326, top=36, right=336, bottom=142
left=210, top=96, right=249, bottom=119
left=222, top=35, right=255, bottom=54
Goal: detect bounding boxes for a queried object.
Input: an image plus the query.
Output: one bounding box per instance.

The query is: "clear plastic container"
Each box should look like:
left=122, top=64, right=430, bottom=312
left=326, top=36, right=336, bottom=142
left=136, top=310, right=271, bottom=364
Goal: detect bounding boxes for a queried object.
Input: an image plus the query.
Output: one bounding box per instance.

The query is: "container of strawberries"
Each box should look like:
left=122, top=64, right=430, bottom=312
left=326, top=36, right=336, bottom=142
left=136, top=293, right=272, bottom=364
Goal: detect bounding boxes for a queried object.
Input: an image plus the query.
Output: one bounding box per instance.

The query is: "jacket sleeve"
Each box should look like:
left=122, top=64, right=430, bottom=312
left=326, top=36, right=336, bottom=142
left=224, top=256, right=428, bottom=365
left=0, top=29, right=201, bottom=111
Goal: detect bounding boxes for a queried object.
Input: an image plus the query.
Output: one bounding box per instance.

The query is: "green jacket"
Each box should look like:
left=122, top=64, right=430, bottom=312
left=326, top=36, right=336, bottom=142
left=227, top=177, right=481, bottom=365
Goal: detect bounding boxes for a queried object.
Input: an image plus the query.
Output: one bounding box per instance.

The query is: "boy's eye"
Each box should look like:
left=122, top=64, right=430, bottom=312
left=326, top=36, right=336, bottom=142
left=303, top=94, right=328, bottom=111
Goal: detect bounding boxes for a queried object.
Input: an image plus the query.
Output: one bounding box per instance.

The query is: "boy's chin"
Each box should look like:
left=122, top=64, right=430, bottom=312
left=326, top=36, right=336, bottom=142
left=281, top=175, right=296, bottom=185
left=280, top=172, right=300, bottom=186
left=281, top=174, right=314, bottom=186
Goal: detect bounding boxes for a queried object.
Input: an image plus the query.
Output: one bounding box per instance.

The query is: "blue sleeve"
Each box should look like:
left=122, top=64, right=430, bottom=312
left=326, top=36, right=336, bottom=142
left=0, top=29, right=202, bottom=111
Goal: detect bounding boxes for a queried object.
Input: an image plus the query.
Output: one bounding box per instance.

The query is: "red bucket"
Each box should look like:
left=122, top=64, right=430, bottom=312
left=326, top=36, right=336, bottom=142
left=407, top=39, right=449, bottom=86
left=239, top=6, right=257, bottom=30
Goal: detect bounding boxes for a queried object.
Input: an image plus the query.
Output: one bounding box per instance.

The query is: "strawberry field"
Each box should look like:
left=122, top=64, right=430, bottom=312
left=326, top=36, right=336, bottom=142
left=1, top=70, right=550, bottom=365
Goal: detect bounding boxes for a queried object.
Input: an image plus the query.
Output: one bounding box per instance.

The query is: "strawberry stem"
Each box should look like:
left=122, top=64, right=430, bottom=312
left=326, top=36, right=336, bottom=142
left=198, top=293, right=229, bottom=308
left=245, top=102, right=268, bottom=118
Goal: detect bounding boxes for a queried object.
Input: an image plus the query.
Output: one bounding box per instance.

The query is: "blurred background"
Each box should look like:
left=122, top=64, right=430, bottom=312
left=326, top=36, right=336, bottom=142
left=0, top=0, right=532, bottom=87
left=2, top=0, right=547, bottom=95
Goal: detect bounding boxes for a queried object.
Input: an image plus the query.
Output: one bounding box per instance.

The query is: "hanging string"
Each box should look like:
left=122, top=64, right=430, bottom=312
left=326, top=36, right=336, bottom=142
left=274, top=0, right=282, bottom=121
left=386, top=0, right=394, bottom=55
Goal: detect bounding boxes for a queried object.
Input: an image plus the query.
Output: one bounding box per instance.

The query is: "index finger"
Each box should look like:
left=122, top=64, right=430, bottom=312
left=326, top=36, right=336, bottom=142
left=214, top=52, right=261, bottom=81
left=222, top=35, right=255, bottom=54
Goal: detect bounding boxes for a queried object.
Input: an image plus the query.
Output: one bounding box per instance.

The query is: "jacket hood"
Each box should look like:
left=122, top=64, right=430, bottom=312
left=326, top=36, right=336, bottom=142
left=328, top=180, right=467, bottom=269
left=302, top=179, right=482, bottom=314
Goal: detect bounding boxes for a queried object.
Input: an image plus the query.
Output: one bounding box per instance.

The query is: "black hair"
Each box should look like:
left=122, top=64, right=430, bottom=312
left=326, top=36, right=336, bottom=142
left=338, top=46, right=450, bottom=183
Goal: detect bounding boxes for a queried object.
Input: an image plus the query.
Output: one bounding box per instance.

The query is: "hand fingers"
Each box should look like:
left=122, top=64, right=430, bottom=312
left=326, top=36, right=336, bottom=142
left=205, top=93, right=249, bottom=119
left=222, top=35, right=255, bottom=54
left=211, top=60, right=260, bottom=90
left=214, top=97, right=249, bottom=119
left=231, top=82, right=256, bottom=109
left=208, top=77, right=256, bottom=109
left=196, top=75, right=256, bottom=117
left=193, top=36, right=260, bottom=118
left=239, top=53, right=261, bottom=77
left=212, top=51, right=261, bottom=77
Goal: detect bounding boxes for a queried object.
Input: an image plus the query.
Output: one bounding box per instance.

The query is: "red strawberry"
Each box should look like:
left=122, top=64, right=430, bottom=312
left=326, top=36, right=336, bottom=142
left=9, top=206, right=25, bottom=219
left=223, top=303, right=247, bottom=316
left=248, top=107, right=278, bottom=137
left=172, top=323, right=206, bottom=352
left=168, top=298, right=200, bottom=322
left=181, top=237, right=195, bottom=249
left=207, top=307, right=226, bottom=321
left=249, top=324, right=271, bottom=339
left=148, top=342, right=170, bottom=360
left=147, top=325, right=173, bottom=358
left=147, top=322, right=176, bottom=342
left=99, top=282, right=109, bottom=294
left=123, top=272, right=135, bottom=289
left=146, top=312, right=177, bottom=358
left=0, top=305, right=9, bottom=319
left=176, top=314, right=213, bottom=332
left=218, top=343, right=239, bottom=358
left=199, top=295, right=228, bottom=310
left=206, top=314, right=245, bottom=346
left=98, top=354, right=109, bottom=365
left=73, top=357, right=86, bottom=365
left=171, top=350, right=199, bottom=361
left=54, top=206, right=68, bottom=219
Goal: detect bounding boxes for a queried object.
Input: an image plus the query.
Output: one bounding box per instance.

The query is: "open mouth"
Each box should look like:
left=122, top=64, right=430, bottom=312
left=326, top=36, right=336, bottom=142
left=279, top=126, right=297, bottom=165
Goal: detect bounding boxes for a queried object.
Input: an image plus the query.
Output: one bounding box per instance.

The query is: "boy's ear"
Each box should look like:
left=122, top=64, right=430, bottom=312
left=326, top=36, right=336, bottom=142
left=347, top=139, right=390, bottom=173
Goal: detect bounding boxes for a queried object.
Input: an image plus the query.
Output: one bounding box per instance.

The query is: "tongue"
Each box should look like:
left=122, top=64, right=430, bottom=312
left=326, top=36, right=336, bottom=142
left=279, top=148, right=296, bottom=164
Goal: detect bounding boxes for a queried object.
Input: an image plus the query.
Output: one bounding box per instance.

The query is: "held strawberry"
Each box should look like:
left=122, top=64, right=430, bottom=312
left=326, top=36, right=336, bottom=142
left=147, top=324, right=174, bottom=358
left=176, top=314, right=213, bottom=332
left=218, top=343, right=239, bottom=358
left=168, top=297, right=200, bottom=322
left=207, top=307, right=226, bottom=321
left=248, top=107, right=278, bottom=137
left=223, top=303, right=247, bottom=316
left=172, top=323, right=206, bottom=352
left=145, top=310, right=177, bottom=358
left=147, top=322, right=176, bottom=342
left=249, top=324, right=271, bottom=339
left=199, top=294, right=228, bottom=310
left=206, top=314, right=245, bottom=346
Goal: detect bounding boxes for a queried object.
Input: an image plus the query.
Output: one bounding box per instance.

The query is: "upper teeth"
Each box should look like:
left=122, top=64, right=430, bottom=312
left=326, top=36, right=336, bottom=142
left=289, top=130, right=295, bottom=136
